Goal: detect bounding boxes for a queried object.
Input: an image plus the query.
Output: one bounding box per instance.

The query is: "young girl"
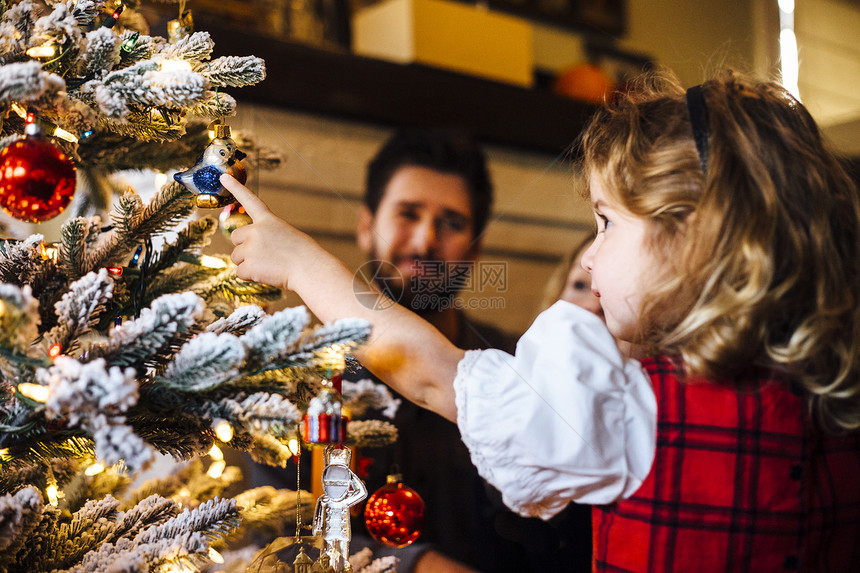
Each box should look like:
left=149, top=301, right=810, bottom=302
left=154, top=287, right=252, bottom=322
left=225, top=69, right=860, bottom=571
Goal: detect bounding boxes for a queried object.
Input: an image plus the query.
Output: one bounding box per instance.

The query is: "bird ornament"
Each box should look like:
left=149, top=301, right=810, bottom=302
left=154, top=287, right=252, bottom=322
left=174, top=123, right=247, bottom=208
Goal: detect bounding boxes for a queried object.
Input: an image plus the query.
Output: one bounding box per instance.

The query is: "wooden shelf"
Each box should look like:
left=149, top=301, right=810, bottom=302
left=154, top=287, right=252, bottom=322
left=199, top=15, right=598, bottom=156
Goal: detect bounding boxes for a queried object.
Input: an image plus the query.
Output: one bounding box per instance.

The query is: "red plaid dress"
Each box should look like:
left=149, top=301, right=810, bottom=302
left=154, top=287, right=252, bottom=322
left=593, top=356, right=860, bottom=572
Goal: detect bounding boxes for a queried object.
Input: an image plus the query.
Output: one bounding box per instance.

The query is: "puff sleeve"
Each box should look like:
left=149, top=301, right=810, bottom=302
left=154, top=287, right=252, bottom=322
left=454, top=301, right=657, bottom=520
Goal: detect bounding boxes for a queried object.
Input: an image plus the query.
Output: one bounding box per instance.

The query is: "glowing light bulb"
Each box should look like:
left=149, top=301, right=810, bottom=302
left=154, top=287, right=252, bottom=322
left=208, top=547, right=224, bottom=564
left=10, top=102, right=26, bottom=119
left=49, top=344, right=62, bottom=358
left=199, top=255, right=227, bottom=269
left=53, top=126, right=78, bottom=143
left=85, top=463, right=105, bottom=476
left=288, top=438, right=301, bottom=457
left=160, top=59, right=192, bottom=72
left=154, top=172, right=168, bottom=188
left=46, top=483, right=59, bottom=506
left=39, top=243, right=59, bottom=262
left=207, top=460, right=226, bottom=479
left=27, top=45, right=55, bottom=58
left=18, top=383, right=50, bottom=402
left=208, top=444, right=224, bottom=461
left=214, top=420, right=234, bottom=442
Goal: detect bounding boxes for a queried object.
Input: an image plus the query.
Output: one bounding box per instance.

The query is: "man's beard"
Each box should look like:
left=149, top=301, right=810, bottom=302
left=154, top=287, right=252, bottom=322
left=365, top=257, right=460, bottom=316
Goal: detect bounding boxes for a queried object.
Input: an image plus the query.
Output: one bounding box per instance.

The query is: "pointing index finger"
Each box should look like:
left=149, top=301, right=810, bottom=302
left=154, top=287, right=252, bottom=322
left=220, top=174, right=270, bottom=221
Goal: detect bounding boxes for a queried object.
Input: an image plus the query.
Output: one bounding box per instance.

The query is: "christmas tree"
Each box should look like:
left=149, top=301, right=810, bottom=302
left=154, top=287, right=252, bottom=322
left=0, top=2, right=399, bottom=571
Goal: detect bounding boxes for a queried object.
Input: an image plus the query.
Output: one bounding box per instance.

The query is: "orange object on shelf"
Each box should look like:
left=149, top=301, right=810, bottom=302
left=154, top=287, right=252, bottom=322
left=553, top=63, right=615, bottom=104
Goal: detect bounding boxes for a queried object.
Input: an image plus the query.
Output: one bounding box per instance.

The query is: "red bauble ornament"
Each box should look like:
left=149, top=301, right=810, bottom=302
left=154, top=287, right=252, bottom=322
left=364, top=474, right=425, bottom=547
left=0, top=126, right=76, bottom=223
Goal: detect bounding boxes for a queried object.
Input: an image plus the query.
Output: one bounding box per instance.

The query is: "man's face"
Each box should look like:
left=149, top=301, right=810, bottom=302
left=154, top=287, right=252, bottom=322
left=357, top=165, right=479, bottom=314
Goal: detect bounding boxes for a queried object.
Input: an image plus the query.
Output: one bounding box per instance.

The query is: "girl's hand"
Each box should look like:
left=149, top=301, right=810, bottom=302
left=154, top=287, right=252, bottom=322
left=221, top=174, right=308, bottom=290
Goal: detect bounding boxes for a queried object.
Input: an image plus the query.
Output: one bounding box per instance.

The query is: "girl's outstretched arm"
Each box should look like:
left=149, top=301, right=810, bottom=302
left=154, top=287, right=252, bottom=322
left=222, top=174, right=463, bottom=421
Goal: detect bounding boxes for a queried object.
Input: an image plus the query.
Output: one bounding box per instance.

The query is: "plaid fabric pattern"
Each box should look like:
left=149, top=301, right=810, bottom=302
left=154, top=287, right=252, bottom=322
left=593, top=356, right=860, bottom=572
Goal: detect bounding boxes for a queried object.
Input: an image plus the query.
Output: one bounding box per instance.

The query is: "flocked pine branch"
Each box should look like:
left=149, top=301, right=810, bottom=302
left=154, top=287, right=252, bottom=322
left=45, top=268, right=114, bottom=353
left=0, top=485, right=241, bottom=573
left=240, top=306, right=310, bottom=370
left=149, top=216, right=218, bottom=275
left=0, top=0, right=267, bottom=173
left=0, top=277, right=380, bottom=473
left=350, top=548, right=399, bottom=573
left=120, top=458, right=240, bottom=512
left=88, top=182, right=196, bottom=271
left=159, top=331, right=246, bottom=392
left=205, top=304, right=267, bottom=336
left=87, top=291, right=205, bottom=370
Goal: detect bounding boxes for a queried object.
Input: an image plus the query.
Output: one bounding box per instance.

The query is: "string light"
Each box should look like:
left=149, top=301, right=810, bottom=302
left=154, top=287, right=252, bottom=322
left=39, top=243, right=59, bottom=262
left=159, top=59, right=192, bottom=73
left=49, top=344, right=62, bottom=358
left=18, top=383, right=50, bottom=402
left=52, top=126, right=78, bottom=143
left=288, top=438, right=301, bottom=457
left=26, top=44, right=56, bottom=58
left=206, top=460, right=226, bottom=479
left=85, top=463, right=105, bottom=476
left=107, top=266, right=123, bottom=276
left=208, top=548, right=224, bottom=564
left=101, top=4, right=124, bottom=28
left=130, top=245, right=143, bottom=267
left=10, top=102, right=26, bottom=119
left=46, top=483, right=60, bottom=506
left=199, top=255, right=227, bottom=269
left=213, top=419, right=234, bottom=442
left=121, top=31, right=139, bottom=54
left=154, top=172, right=168, bottom=188
left=10, top=101, right=79, bottom=142
left=208, top=444, right=224, bottom=460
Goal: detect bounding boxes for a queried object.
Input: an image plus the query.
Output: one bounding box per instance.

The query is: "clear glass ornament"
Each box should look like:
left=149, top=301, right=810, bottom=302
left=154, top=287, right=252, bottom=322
left=312, top=445, right=367, bottom=571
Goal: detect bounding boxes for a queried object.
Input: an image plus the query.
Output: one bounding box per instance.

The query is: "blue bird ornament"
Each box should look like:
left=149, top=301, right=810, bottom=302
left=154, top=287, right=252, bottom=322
left=174, top=123, right=247, bottom=208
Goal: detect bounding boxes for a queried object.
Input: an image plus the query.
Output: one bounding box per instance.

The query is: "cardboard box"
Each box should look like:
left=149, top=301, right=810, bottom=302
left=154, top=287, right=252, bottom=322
left=352, top=0, right=533, bottom=87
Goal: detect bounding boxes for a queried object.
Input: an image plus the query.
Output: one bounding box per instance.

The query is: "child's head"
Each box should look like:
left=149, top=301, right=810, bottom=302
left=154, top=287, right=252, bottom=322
left=580, top=69, right=860, bottom=432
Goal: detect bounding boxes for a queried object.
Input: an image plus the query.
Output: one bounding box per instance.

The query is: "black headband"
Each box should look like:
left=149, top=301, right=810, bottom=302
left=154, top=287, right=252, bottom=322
left=685, top=85, right=709, bottom=173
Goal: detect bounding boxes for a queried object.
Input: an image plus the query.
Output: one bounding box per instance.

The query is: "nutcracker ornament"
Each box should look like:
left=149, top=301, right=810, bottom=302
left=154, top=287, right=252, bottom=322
left=364, top=473, right=425, bottom=547
left=312, top=445, right=367, bottom=572
left=173, top=122, right=247, bottom=208
left=0, top=117, right=76, bottom=223
left=303, top=373, right=348, bottom=444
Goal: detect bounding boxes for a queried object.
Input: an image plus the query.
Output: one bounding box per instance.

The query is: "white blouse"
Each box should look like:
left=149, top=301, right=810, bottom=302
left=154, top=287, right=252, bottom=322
left=454, top=301, right=658, bottom=520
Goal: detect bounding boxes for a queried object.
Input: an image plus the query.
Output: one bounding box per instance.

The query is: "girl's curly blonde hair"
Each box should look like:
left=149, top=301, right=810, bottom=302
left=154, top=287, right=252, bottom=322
left=580, top=69, right=860, bottom=433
